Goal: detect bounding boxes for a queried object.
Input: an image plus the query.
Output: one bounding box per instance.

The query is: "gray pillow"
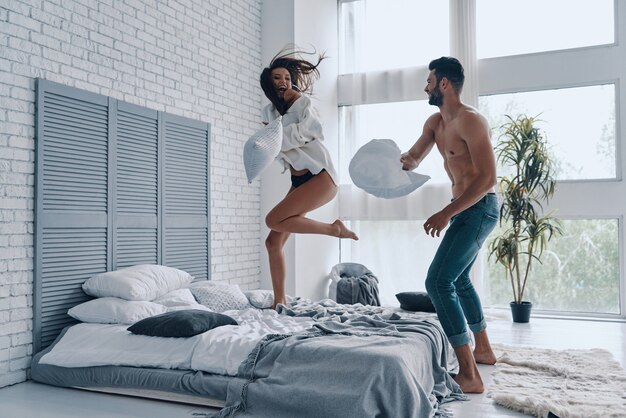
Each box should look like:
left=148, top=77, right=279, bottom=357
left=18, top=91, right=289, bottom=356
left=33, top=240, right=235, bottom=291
left=190, top=283, right=252, bottom=312
left=127, top=309, right=238, bottom=338
left=395, top=291, right=436, bottom=313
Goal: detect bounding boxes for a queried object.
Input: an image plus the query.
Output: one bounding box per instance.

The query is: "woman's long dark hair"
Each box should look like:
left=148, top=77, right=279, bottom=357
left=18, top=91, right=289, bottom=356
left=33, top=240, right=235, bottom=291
left=260, top=47, right=326, bottom=115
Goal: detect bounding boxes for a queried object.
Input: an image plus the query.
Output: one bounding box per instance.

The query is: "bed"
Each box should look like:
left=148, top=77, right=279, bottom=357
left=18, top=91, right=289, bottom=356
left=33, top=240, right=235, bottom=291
left=30, top=265, right=465, bottom=418
left=32, top=83, right=464, bottom=417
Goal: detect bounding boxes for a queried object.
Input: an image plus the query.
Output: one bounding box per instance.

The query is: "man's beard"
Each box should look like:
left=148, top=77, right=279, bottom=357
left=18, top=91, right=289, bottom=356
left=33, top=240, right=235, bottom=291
left=428, top=87, right=443, bottom=107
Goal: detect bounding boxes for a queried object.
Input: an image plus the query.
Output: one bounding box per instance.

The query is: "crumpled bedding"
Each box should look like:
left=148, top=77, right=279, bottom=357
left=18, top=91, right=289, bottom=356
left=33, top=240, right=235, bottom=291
left=38, top=308, right=315, bottom=376
left=215, top=299, right=465, bottom=418
left=277, top=296, right=397, bottom=320
left=34, top=298, right=464, bottom=417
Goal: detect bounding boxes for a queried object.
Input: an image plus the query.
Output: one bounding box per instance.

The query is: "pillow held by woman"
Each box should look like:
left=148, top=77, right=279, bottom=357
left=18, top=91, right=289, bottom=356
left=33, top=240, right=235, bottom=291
left=243, top=116, right=283, bottom=183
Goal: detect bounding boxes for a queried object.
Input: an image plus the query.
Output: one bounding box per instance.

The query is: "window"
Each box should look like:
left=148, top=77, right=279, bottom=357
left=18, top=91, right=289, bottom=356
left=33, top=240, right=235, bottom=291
left=485, top=219, right=620, bottom=315
left=339, top=0, right=449, bottom=74
left=337, top=0, right=624, bottom=318
left=338, top=102, right=448, bottom=186
left=340, top=220, right=443, bottom=306
left=476, top=0, right=614, bottom=59
left=480, top=84, right=617, bottom=180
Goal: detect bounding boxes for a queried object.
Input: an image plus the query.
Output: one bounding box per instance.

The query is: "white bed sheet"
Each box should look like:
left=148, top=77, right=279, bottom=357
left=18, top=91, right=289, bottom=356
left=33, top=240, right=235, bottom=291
left=39, top=308, right=315, bottom=376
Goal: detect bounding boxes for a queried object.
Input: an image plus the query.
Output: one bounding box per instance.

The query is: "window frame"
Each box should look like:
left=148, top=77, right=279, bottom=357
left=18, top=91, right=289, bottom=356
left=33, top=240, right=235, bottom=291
left=336, top=0, right=626, bottom=319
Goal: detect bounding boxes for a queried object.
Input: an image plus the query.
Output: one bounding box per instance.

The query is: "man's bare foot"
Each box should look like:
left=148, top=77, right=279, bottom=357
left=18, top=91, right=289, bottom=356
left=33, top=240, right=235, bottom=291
left=454, top=373, right=484, bottom=394
left=332, top=219, right=359, bottom=240
left=473, top=331, right=497, bottom=365
left=474, top=349, right=497, bottom=365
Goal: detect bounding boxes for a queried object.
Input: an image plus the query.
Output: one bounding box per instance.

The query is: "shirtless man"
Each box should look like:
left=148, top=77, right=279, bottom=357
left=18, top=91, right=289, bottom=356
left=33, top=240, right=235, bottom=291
left=401, top=57, right=498, bottom=394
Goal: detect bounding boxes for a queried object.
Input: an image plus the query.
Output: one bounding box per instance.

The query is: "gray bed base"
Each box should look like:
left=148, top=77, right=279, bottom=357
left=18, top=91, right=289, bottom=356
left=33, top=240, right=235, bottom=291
left=30, top=327, right=239, bottom=408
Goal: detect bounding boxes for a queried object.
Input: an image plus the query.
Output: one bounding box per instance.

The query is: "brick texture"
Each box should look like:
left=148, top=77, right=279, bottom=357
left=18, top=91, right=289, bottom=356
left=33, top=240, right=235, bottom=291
left=0, top=0, right=262, bottom=388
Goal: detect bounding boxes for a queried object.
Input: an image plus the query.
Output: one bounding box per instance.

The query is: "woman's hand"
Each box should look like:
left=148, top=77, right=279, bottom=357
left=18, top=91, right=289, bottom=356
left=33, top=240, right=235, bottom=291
left=283, top=88, right=301, bottom=108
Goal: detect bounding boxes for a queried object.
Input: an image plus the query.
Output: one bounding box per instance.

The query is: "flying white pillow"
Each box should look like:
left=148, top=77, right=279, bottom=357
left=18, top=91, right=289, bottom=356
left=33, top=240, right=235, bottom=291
left=243, top=117, right=283, bottom=183
left=349, top=139, right=430, bottom=199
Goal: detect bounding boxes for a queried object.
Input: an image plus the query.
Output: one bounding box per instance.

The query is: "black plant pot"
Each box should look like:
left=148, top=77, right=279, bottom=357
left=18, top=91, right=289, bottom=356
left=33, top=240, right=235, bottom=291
left=510, top=301, right=533, bottom=323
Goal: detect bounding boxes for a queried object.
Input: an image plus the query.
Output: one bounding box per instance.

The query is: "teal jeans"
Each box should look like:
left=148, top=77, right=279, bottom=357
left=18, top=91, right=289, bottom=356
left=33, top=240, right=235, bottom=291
left=425, top=193, right=499, bottom=348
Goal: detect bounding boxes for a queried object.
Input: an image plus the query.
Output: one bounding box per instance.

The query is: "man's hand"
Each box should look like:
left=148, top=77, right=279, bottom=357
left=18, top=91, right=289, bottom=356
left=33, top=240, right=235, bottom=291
left=423, top=210, right=451, bottom=237
left=400, top=152, right=418, bottom=171
left=283, top=88, right=301, bottom=107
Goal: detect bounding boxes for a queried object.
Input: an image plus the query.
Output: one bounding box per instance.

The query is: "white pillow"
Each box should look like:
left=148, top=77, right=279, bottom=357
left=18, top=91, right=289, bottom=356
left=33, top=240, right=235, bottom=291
left=82, top=264, right=194, bottom=301
left=68, top=297, right=167, bottom=324
left=188, top=279, right=215, bottom=288
left=153, top=288, right=198, bottom=307
left=166, top=304, right=213, bottom=312
left=349, top=139, right=430, bottom=199
left=243, top=289, right=275, bottom=309
left=243, top=117, right=283, bottom=183
left=190, top=284, right=252, bottom=312
left=243, top=289, right=294, bottom=309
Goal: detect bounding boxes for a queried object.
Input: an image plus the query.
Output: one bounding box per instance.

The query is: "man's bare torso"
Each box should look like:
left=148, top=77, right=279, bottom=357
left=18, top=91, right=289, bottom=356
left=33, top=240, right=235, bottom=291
left=429, top=106, right=494, bottom=199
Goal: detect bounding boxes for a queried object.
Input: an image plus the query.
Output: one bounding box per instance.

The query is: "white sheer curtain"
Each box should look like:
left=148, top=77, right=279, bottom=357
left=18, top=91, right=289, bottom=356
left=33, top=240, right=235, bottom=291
left=337, top=0, right=453, bottom=221
left=336, top=0, right=481, bottom=221
left=449, top=0, right=487, bottom=289
left=450, top=0, right=478, bottom=108
left=336, top=0, right=484, bottom=304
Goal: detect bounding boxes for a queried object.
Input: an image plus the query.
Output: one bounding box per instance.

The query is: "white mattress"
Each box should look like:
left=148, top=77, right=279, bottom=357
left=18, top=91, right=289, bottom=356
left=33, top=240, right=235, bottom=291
left=39, top=308, right=315, bottom=376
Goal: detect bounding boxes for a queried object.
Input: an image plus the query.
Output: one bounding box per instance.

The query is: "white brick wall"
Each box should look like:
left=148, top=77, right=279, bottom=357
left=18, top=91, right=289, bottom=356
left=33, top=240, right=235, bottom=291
left=0, top=0, right=263, bottom=388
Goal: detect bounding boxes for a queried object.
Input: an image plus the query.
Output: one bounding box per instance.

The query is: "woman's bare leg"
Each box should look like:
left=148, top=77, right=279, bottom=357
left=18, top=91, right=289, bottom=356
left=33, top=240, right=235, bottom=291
left=265, top=171, right=358, bottom=308
left=266, top=229, right=291, bottom=309
left=265, top=171, right=358, bottom=239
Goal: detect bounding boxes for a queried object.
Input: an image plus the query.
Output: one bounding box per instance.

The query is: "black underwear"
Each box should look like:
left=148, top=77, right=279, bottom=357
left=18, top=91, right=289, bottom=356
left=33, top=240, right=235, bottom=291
left=291, top=170, right=323, bottom=188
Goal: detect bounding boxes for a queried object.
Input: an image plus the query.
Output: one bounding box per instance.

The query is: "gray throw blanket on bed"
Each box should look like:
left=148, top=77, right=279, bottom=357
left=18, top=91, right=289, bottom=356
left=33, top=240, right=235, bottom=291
left=275, top=296, right=409, bottom=323
left=213, top=300, right=466, bottom=418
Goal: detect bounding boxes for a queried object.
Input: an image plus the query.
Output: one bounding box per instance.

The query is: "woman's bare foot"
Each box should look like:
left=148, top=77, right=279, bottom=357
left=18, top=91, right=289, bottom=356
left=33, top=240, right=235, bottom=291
left=272, top=299, right=286, bottom=310
left=332, top=219, right=359, bottom=240
left=454, top=373, right=484, bottom=394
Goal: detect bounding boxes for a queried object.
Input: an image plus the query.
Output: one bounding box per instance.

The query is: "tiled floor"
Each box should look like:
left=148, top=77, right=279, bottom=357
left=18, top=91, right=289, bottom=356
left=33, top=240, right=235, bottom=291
left=1, top=314, right=624, bottom=418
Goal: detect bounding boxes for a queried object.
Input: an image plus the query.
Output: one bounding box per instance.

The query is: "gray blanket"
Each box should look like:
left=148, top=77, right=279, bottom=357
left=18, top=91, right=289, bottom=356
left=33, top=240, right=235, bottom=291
left=214, top=299, right=466, bottom=418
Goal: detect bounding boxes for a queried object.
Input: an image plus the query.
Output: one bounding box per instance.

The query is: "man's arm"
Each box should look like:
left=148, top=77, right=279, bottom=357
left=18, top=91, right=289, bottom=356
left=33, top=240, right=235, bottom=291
left=423, top=111, right=497, bottom=237
left=401, top=114, right=438, bottom=170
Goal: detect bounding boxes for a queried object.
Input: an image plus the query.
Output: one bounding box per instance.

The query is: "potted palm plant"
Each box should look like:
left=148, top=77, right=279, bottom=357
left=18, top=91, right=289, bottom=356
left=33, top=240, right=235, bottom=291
left=489, top=115, right=562, bottom=323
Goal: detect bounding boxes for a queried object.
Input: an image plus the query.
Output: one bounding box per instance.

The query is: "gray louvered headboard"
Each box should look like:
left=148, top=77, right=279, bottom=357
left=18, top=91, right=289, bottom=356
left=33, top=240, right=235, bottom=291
left=34, top=79, right=211, bottom=351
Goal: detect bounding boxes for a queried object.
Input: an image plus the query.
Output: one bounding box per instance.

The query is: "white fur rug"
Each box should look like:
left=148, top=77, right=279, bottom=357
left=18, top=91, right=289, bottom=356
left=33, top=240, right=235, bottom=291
left=488, top=343, right=626, bottom=418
